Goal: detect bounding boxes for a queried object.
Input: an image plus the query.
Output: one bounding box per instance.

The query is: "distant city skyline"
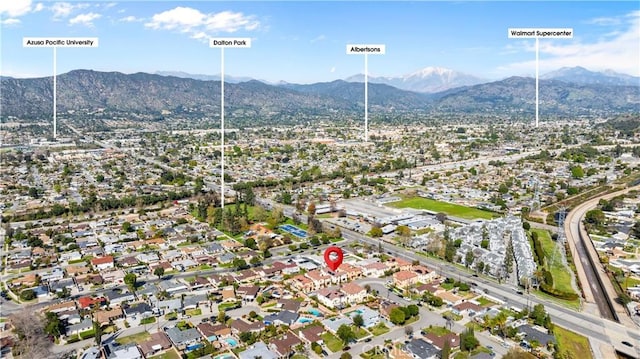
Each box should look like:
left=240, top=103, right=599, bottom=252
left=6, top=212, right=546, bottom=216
left=1, top=0, right=639, bottom=83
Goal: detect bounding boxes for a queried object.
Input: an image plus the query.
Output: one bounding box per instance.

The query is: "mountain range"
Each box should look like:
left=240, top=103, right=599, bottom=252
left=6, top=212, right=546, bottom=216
left=1, top=68, right=638, bottom=121
left=345, top=66, right=487, bottom=93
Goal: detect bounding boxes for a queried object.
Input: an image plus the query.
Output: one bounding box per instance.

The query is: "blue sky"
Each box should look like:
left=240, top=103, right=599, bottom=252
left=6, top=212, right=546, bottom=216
left=1, top=1, right=639, bottom=83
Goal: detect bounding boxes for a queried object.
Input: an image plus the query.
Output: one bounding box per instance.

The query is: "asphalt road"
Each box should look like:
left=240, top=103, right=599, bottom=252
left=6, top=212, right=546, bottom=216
left=338, top=227, right=640, bottom=358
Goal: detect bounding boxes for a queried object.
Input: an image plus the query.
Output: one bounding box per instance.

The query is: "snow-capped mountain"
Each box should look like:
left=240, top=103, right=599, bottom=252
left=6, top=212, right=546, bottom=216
left=345, top=66, right=487, bottom=93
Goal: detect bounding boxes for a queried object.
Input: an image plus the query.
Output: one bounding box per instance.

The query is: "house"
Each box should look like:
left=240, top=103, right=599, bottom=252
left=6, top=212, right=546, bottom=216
left=102, top=343, right=143, bottom=359
left=66, top=264, right=91, bottom=276
left=269, top=332, right=302, bottom=358
left=90, top=256, right=115, bottom=270
left=345, top=307, right=380, bottom=328
left=183, top=294, right=208, bottom=310
left=306, top=270, right=332, bottom=290
left=452, top=301, right=484, bottom=317
left=10, top=273, right=38, bottom=288
left=78, top=296, right=107, bottom=310
left=337, top=263, right=362, bottom=280
left=136, top=252, right=160, bottom=263
left=46, top=300, right=77, bottom=314
left=362, top=262, right=387, bottom=278
left=158, top=280, right=189, bottom=294
left=424, top=332, right=460, bottom=350
left=66, top=318, right=93, bottom=336
left=105, top=289, right=136, bottom=306
left=393, top=270, right=418, bottom=288
left=156, top=299, right=182, bottom=312
left=76, top=273, right=104, bottom=286
left=316, top=288, right=345, bottom=309
left=236, top=285, right=260, bottom=301
left=340, top=282, right=367, bottom=304
left=264, top=310, right=298, bottom=326
left=138, top=332, right=172, bottom=357
left=123, top=302, right=153, bottom=319
left=40, top=267, right=65, bottom=282
left=289, top=275, right=314, bottom=293
left=436, top=291, right=463, bottom=306
left=379, top=300, right=400, bottom=320
left=165, top=327, right=202, bottom=350
left=239, top=341, right=278, bottom=359
left=276, top=298, right=301, bottom=312
left=322, top=317, right=352, bottom=334
left=102, top=270, right=126, bottom=286
left=231, top=319, right=264, bottom=334
left=94, top=307, right=124, bottom=327
left=405, top=338, right=440, bottom=359
left=516, top=325, right=556, bottom=347
left=197, top=323, right=231, bottom=342
left=412, top=265, right=438, bottom=283
left=299, top=325, right=325, bottom=344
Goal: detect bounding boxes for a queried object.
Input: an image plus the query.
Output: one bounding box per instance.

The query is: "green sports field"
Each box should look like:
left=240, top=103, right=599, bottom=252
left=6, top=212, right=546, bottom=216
left=387, top=197, right=500, bottom=220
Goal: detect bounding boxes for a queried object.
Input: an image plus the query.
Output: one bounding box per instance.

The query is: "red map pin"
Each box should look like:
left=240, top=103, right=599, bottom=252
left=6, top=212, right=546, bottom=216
left=324, top=246, right=344, bottom=271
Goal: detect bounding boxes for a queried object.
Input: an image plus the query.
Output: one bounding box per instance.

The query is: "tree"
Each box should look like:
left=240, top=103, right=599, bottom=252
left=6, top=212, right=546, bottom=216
left=20, top=289, right=36, bottom=301
left=406, top=304, right=419, bottom=317
left=340, top=353, right=352, bottom=359
left=250, top=256, right=262, bottom=267
left=9, top=309, right=52, bottom=358
left=121, top=221, right=133, bottom=233
left=232, top=258, right=249, bottom=270
left=124, top=273, right=137, bottom=292
left=441, top=339, right=451, bottom=359
left=404, top=325, right=414, bottom=336
left=465, top=250, right=475, bottom=268
left=154, top=267, right=165, bottom=279
left=93, top=320, right=103, bottom=346
left=460, top=328, right=479, bottom=351
left=530, top=304, right=547, bottom=326
left=336, top=324, right=356, bottom=345
left=369, top=227, right=383, bottom=238
left=522, top=221, right=531, bottom=230
left=43, top=312, right=64, bottom=339
left=570, top=165, right=584, bottom=179
left=444, top=239, right=456, bottom=262
left=353, top=314, right=364, bottom=329
left=389, top=307, right=406, bottom=325
left=307, top=202, right=316, bottom=216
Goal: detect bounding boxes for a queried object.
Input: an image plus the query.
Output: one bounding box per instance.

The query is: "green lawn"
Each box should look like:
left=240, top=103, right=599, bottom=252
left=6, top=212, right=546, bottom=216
left=321, top=332, right=344, bottom=352
left=116, top=331, right=151, bottom=345
left=422, top=326, right=451, bottom=336
left=388, top=197, right=499, bottom=220
left=532, top=229, right=576, bottom=295
left=185, top=308, right=202, bottom=316
left=353, top=326, right=370, bottom=340
left=554, top=326, right=593, bottom=359
left=476, top=296, right=498, bottom=307
left=370, top=323, right=390, bottom=336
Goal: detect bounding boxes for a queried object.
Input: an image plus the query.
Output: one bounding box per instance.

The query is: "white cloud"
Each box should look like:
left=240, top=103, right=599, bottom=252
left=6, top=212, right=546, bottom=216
left=330, top=66, right=336, bottom=73
left=498, top=10, right=640, bottom=76
left=1, top=18, right=22, bottom=26
left=311, top=34, right=326, bottom=43
left=0, top=0, right=32, bottom=17
left=51, top=2, right=88, bottom=19
left=119, top=15, right=141, bottom=23
left=145, top=7, right=259, bottom=40
left=34, top=3, right=44, bottom=12
left=69, top=12, right=101, bottom=27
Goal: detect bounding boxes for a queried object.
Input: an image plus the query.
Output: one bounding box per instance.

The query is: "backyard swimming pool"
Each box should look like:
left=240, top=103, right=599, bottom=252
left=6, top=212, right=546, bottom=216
left=225, top=338, right=238, bottom=347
